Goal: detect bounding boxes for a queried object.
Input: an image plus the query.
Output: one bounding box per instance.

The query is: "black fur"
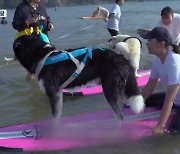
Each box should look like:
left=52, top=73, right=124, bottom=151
left=13, top=34, right=141, bottom=120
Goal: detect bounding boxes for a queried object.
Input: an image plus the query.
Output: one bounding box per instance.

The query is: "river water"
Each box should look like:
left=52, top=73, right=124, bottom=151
left=0, top=1, right=180, bottom=153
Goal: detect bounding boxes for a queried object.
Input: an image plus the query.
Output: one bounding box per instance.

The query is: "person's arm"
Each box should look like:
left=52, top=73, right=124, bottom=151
left=153, top=84, right=180, bottom=134
left=12, top=5, right=29, bottom=31
left=42, top=5, right=54, bottom=31
left=141, top=78, right=159, bottom=100
left=108, top=13, right=116, bottom=18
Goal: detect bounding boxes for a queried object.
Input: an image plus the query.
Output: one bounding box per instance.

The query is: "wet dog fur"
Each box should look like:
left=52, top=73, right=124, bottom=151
left=13, top=34, right=144, bottom=122
left=98, top=34, right=142, bottom=77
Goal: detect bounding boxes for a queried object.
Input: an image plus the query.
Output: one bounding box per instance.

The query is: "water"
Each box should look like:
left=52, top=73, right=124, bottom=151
left=0, top=0, right=180, bottom=153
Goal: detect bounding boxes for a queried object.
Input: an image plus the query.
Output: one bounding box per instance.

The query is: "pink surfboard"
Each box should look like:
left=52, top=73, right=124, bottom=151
left=0, top=107, right=174, bottom=152
left=63, top=70, right=151, bottom=96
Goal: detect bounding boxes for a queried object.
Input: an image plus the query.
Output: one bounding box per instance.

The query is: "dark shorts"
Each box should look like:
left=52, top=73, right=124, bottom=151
left=145, top=92, right=180, bottom=134
left=107, top=28, right=119, bottom=36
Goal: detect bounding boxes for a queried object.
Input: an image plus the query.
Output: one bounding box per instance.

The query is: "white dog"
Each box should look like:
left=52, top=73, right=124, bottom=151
left=98, top=34, right=142, bottom=77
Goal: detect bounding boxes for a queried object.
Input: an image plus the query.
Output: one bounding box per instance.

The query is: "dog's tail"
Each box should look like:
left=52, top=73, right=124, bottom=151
left=126, top=95, right=144, bottom=113
left=124, top=70, right=145, bottom=114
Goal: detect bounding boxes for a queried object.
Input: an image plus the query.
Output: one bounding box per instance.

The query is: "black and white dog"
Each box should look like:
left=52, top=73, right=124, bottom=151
left=13, top=34, right=144, bottom=121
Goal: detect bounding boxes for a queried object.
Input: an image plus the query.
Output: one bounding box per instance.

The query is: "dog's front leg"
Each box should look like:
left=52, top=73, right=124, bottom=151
left=56, top=89, right=63, bottom=117
left=41, top=90, right=63, bottom=137
left=54, top=90, right=63, bottom=129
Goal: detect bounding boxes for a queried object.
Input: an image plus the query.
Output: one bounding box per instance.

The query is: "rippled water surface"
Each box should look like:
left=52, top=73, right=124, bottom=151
left=0, top=1, right=180, bottom=153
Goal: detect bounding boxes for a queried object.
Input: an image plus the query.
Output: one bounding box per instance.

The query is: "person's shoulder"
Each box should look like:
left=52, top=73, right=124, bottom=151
left=114, top=3, right=120, bottom=8
left=15, top=2, right=28, bottom=10
left=168, top=51, right=180, bottom=65
left=110, top=3, right=120, bottom=12
left=17, top=2, right=27, bottom=7
left=38, top=3, right=46, bottom=9
left=152, top=56, right=159, bottom=64
left=111, top=3, right=118, bottom=8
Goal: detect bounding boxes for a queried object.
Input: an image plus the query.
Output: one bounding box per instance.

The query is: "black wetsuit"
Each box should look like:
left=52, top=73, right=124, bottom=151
left=12, top=1, right=52, bottom=35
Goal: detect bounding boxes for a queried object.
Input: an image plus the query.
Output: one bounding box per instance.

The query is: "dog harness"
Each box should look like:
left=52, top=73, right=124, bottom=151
left=44, top=48, right=92, bottom=65
left=35, top=48, right=105, bottom=90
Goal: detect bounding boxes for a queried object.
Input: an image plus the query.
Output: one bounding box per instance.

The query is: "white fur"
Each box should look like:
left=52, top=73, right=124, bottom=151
left=112, top=34, right=131, bottom=44
left=56, top=90, right=63, bottom=117
left=98, top=34, right=141, bottom=77
left=66, top=78, right=101, bottom=93
left=125, top=95, right=145, bottom=113
left=43, top=44, right=52, bottom=48
left=39, top=79, right=46, bottom=94
left=113, top=35, right=141, bottom=72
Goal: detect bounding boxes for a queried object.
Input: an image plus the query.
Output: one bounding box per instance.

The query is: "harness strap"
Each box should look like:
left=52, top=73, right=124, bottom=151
left=35, top=48, right=93, bottom=90
left=35, top=49, right=60, bottom=78
left=123, top=37, right=142, bottom=49
left=59, top=48, right=92, bottom=90
left=44, top=48, right=89, bottom=65
left=62, top=51, right=80, bottom=68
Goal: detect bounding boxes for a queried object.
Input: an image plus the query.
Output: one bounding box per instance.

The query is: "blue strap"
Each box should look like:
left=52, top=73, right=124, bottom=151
left=44, top=47, right=105, bottom=65
left=82, top=48, right=92, bottom=64
left=44, top=48, right=88, bottom=65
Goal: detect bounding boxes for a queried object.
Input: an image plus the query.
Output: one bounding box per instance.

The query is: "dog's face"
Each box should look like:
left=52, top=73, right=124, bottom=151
left=13, top=35, right=56, bottom=74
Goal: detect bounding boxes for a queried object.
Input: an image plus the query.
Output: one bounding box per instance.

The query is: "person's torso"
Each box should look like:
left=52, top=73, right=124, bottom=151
left=107, top=4, right=121, bottom=31
left=158, top=13, right=180, bottom=45
left=152, top=51, right=180, bottom=105
left=18, top=2, right=49, bottom=33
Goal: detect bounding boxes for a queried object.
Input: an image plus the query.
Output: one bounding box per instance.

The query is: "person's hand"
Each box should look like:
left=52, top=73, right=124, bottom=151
left=25, top=16, right=38, bottom=26
left=48, top=23, right=54, bottom=31
left=152, top=125, right=165, bottom=135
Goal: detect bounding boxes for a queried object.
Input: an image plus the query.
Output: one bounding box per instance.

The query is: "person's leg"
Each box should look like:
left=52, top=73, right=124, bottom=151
left=145, top=92, right=165, bottom=108
left=169, top=106, right=180, bottom=135
left=107, top=28, right=119, bottom=36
